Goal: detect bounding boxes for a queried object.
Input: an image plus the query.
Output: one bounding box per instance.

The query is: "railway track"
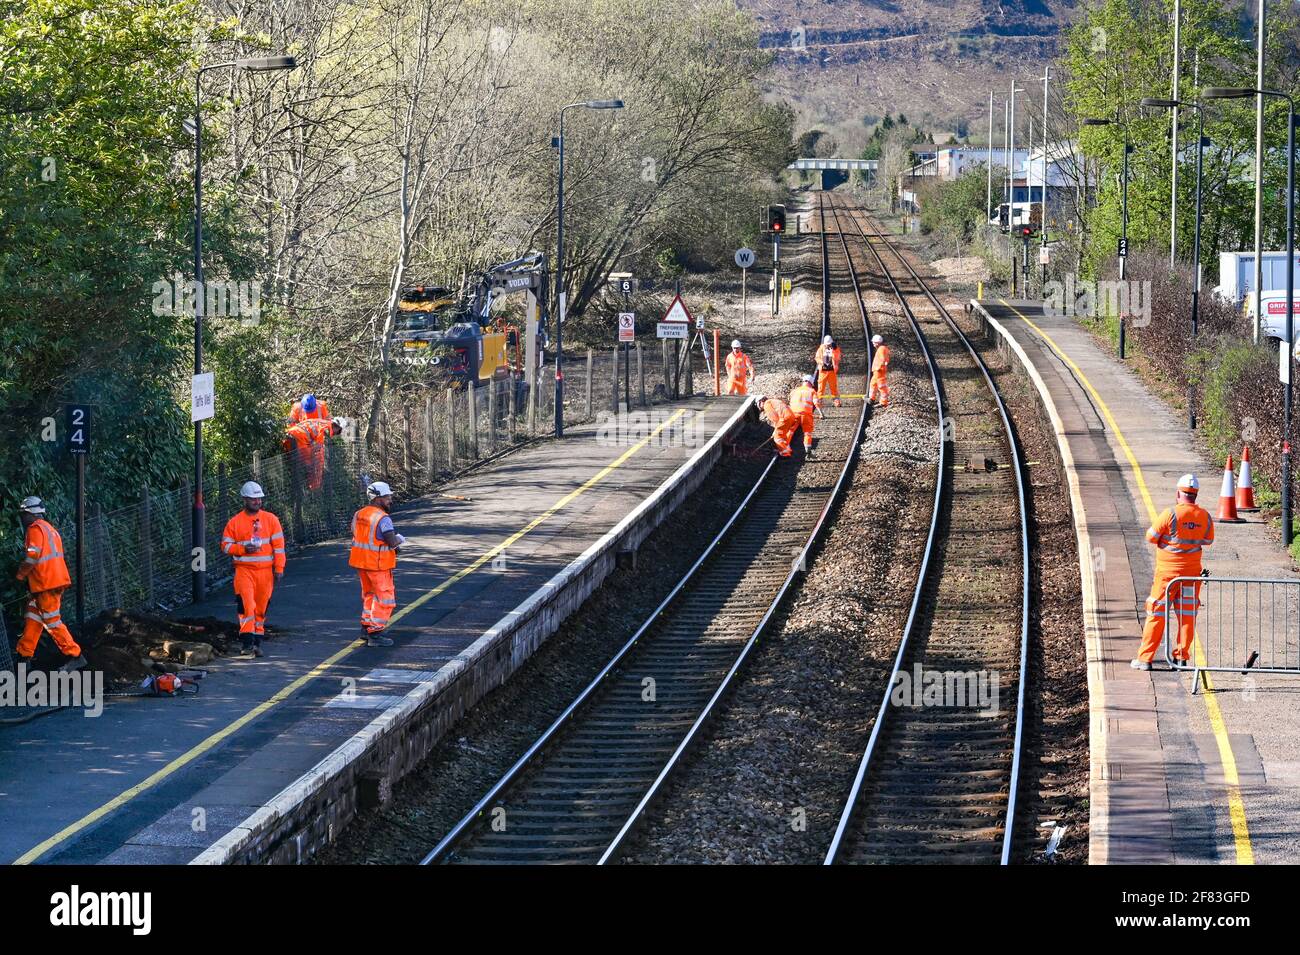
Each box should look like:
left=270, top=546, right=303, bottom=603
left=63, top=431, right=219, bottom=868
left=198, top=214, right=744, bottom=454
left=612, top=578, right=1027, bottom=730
left=823, top=195, right=1030, bottom=865
left=420, top=203, right=869, bottom=865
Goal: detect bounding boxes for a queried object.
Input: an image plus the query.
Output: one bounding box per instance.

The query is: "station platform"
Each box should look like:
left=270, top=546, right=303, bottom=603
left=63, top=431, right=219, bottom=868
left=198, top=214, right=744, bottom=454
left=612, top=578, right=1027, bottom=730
left=976, top=299, right=1300, bottom=865
left=0, top=396, right=749, bottom=865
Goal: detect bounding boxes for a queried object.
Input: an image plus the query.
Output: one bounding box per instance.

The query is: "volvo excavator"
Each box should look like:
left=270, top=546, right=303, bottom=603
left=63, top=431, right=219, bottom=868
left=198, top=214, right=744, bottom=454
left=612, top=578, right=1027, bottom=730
left=392, top=252, right=549, bottom=391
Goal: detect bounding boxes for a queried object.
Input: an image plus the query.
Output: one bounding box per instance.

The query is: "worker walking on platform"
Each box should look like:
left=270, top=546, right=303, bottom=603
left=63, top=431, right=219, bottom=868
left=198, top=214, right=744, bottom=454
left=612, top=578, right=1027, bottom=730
left=1132, top=474, right=1214, bottom=670
left=789, top=374, right=821, bottom=455
left=220, top=482, right=286, bottom=658
left=754, top=393, right=797, bottom=458
left=814, top=335, right=843, bottom=408
left=349, top=481, right=406, bottom=647
left=14, top=497, right=85, bottom=672
left=725, top=340, right=754, bottom=396
left=869, top=334, right=890, bottom=407
left=289, top=392, right=330, bottom=424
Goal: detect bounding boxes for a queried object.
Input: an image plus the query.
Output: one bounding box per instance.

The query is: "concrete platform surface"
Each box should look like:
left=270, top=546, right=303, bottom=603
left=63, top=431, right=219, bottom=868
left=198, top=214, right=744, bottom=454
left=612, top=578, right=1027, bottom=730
left=979, top=299, right=1300, bottom=865
left=0, top=397, right=744, bottom=864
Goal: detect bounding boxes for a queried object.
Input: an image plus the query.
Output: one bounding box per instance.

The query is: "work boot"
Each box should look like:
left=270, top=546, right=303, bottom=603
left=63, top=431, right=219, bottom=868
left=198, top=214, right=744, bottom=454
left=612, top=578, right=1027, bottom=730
left=239, top=642, right=257, bottom=658
left=253, top=644, right=264, bottom=658
left=367, top=634, right=394, bottom=647
left=1129, top=659, right=1152, bottom=671
left=58, top=655, right=87, bottom=674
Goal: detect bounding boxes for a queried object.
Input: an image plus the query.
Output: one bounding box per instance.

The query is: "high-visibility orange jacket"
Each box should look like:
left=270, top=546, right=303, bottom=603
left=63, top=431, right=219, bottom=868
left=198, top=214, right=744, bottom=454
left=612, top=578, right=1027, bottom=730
left=726, top=351, right=754, bottom=383
left=815, top=344, right=842, bottom=373
left=788, top=382, right=820, bottom=414
left=1146, top=502, right=1214, bottom=576
left=282, top=423, right=314, bottom=453
left=290, top=398, right=330, bottom=424
left=16, top=518, right=72, bottom=593
left=760, top=397, right=796, bottom=427
left=871, top=344, right=891, bottom=377
left=349, top=505, right=397, bottom=571
left=299, top=418, right=334, bottom=444
left=220, top=510, right=287, bottom=573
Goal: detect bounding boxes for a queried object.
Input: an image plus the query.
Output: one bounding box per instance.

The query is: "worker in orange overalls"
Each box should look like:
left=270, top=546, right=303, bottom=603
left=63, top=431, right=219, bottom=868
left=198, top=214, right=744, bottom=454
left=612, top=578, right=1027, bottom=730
left=283, top=420, right=324, bottom=490
left=788, top=374, right=821, bottom=456
left=869, top=333, right=890, bottom=407
left=220, top=482, right=286, bottom=658
left=289, top=393, right=330, bottom=424
left=1132, top=474, right=1214, bottom=670
left=814, top=334, right=843, bottom=408
left=14, top=497, right=85, bottom=672
left=299, top=418, right=342, bottom=491
left=754, top=393, right=797, bottom=458
left=725, top=340, right=754, bottom=396
left=349, top=481, right=405, bottom=647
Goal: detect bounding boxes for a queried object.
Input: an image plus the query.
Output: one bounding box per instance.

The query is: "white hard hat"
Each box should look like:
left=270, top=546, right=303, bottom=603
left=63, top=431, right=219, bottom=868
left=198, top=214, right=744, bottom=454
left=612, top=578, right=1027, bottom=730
left=367, top=481, right=394, bottom=499
left=1176, top=473, right=1199, bottom=494
left=753, top=394, right=766, bottom=405
left=731, top=339, right=742, bottom=349
left=823, top=335, right=833, bottom=345
left=803, top=374, right=816, bottom=385
left=240, top=481, right=265, bottom=499
left=872, top=334, right=884, bottom=345
left=19, top=496, right=45, bottom=514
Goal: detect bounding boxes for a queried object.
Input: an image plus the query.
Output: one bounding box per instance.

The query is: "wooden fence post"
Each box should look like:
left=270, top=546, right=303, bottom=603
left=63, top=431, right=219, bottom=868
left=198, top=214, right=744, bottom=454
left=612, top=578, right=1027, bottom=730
left=140, top=483, right=154, bottom=608
left=637, top=342, right=646, bottom=406
left=508, top=377, right=518, bottom=441
left=584, top=349, right=594, bottom=419
left=488, top=380, right=498, bottom=449
left=611, top=346, right=619, bottom=412
left=424, top=394, right=435, bottom=479
left=403, top=406, right=414, bottom=490
left=446, top=387, right=457, bottom=470
left=467, top=384, right=479, bottom=459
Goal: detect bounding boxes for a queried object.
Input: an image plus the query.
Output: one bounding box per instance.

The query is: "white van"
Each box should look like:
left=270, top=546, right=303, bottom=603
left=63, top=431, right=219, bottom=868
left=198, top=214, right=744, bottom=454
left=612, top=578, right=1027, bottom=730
left=1247, top=291, right=1300, bottom=341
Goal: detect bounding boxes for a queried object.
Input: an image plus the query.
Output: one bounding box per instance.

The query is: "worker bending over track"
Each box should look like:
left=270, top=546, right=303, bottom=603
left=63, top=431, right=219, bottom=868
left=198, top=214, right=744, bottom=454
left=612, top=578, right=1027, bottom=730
left=814, top=335, right=842, bottom=408
left=349, top=481, right=405, bottom=647
left=14, top=497, right=85, bottom=672
left=725, top=340, right=755, bottom=396
left=220, top=482, right=286, bottom=658
left=754, top=393, right=797, bottom=458
left=789, top=374, right=822, bottom=456
left=1132, top=474, right=1214, bottom=670
left=869, top=334, right=890, bottom=407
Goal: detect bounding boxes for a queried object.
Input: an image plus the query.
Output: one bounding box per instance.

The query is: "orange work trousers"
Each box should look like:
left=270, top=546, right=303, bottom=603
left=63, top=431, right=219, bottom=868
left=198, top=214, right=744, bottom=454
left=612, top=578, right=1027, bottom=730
left=358, top=569, right=396, bottom=634
left=793, top=410, right=815, bottom=449
left=727, top=378, right=749, bottom=396
left=234, top=565, right=276, bottom=639
left=771, top=412, right=797, bottom=456
left=817, top=369, right=839, bottom=403
left=16, top=587, right=81, bottom=658
left=869, top=370, right=890, bottom=407
left=1137, top=572, right=1201, bottom=663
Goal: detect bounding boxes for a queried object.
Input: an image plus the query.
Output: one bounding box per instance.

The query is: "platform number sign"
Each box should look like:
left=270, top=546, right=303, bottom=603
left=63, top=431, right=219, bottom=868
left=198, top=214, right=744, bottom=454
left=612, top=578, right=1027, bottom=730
left=618, top=277, right=634, bottom=296
left=1117, top=236, right=1128, bottom=258
left=65, top=404, right=91, bottom=455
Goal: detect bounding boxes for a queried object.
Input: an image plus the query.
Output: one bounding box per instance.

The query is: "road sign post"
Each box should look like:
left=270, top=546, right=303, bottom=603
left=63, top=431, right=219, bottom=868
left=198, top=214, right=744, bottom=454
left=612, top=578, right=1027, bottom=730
left=618, top=312, right=634, bottom=412
left=65, top=404, right=91, bottom=632
left=735, top=247, right=755, bottom=327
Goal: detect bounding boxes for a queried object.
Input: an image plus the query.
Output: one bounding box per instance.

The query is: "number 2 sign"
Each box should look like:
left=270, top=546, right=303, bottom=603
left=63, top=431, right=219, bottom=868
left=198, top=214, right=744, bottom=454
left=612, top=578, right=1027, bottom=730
left=65, top=404, right=91, bottom=455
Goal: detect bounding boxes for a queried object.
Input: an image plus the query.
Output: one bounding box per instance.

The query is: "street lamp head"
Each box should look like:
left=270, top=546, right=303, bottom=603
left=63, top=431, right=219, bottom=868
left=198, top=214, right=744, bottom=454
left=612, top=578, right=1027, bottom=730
left=585, top=99, right=624, bottom=110
left=1202, top=87, right=1255, bottom=100
left=1080, top=118, right=1111, bottom=126
left=236, top=55, right=297, bottom=72
left=1140, top=97, right=1180, bottom=109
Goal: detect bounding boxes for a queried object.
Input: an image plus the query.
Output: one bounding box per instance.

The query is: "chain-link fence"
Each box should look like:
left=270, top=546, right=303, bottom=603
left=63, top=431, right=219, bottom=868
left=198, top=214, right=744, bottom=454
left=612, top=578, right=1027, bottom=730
left=2, top=342, right=712, bottom=650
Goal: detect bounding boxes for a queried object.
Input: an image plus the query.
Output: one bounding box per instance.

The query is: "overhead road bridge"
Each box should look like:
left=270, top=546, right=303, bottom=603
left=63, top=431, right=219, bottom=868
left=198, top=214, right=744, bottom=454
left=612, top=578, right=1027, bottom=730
left=788, top=157, right=876, bottom=190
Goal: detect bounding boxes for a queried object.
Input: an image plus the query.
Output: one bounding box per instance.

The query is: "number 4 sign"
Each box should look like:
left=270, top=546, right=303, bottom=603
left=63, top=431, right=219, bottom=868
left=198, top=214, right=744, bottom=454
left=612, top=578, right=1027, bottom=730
left=65, top=404, right=91, bottom=455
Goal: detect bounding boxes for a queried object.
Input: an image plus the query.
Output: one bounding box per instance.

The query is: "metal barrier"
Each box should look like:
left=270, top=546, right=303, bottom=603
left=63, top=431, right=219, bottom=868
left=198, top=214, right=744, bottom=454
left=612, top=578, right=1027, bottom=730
left=1162, top=575, right=1300, bottom=692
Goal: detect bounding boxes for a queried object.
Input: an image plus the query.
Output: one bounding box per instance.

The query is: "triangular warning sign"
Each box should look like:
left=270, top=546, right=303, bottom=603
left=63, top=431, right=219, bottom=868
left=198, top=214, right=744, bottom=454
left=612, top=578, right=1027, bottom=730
left=662, top=293, right=693, bottom=324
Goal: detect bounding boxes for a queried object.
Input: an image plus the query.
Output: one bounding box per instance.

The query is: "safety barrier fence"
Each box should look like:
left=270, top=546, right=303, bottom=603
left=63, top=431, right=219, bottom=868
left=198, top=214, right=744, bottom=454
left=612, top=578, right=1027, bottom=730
left=1162, top=575, right=1300, bottom=691
left=2, top=342, right=707, bottom=653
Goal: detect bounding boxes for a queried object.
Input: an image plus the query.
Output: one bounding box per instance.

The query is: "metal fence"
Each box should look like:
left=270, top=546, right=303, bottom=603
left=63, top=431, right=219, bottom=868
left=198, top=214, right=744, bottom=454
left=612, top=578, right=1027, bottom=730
left=1162, top=575, right=1300, bottom=691
left=2, top=341, right=709, bottom=652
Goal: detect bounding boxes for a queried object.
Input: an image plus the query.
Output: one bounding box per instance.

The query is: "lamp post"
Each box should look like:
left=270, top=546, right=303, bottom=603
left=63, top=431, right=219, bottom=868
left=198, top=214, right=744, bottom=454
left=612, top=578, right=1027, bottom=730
left=1205, top=86, right=1295, bottom=545
left=191, top=55, right=296, bottom=603
left=553, top=98, right=624, bottom=439
left=1082, top=116, right=1131, bottom=281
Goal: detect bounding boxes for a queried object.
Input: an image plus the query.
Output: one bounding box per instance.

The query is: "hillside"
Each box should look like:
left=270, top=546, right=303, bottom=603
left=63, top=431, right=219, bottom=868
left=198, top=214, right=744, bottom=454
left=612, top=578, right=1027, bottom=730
left=740, top=0, right=1082, bottom=152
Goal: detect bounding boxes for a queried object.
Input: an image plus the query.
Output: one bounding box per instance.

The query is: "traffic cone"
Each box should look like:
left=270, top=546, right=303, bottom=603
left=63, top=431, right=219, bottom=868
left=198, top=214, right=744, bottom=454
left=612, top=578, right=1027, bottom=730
left=1236, top=446, right=1259, bottom=511
left=1217, top=455, right=1244, bottom=522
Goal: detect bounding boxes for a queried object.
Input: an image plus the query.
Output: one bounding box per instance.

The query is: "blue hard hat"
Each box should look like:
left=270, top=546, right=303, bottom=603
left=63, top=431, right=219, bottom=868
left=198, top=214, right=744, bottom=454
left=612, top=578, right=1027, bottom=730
left=302, top=393, right=317, bottom=412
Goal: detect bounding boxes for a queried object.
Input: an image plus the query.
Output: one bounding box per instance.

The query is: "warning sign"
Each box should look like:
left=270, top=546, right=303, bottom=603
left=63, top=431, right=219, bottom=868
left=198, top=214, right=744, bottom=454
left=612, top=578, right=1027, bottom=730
left=618, top=312, right=635, bottom=342
left=661, top=293, right=693, bottom=325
